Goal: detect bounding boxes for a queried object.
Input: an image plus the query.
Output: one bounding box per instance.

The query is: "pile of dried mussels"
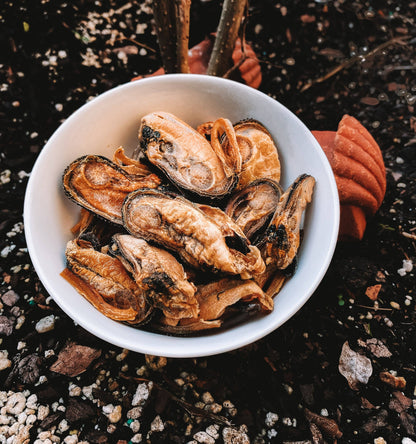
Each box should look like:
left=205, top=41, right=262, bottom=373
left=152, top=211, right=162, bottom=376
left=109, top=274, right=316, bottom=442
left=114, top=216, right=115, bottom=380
left=61, top=111, right=315, bottom=334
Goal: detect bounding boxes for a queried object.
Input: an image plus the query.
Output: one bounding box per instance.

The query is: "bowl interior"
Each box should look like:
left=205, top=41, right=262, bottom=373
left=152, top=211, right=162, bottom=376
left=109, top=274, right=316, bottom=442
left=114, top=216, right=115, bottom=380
left=24, top=74, right=339, bottom=358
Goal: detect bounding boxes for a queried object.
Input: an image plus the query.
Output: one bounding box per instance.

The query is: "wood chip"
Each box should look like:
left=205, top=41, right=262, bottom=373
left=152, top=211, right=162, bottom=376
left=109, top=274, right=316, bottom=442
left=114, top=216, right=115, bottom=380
left=365, top=284, right=382, bottom=301
left=50, top=341, right=101, bottom=377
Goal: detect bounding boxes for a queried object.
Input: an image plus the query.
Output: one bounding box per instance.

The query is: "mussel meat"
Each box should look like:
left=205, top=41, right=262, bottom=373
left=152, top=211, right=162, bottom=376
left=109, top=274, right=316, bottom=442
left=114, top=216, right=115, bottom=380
left=138, top=112, right=242, bottom=197
left=225, top=178, right=282, bottom=242
left=61, top=238, right=151, bottom=324
left=121, top=189, right=265, bottom=278
left=262, top=174, right=316, bottom=269
left=224, top=119, right=281, bottom=190
left=62, top=151, right=161, bottom=224
left=109, top=234, right=198, bottom=320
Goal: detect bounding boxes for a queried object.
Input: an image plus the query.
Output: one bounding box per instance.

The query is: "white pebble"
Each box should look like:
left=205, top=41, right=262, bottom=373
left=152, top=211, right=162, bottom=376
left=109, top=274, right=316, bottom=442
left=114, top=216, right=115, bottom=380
left=55, top=103, right=63, bottom=112
left=38, top=431, right=52, bottom=440
left=26, top=394, right=37, bottom=409
left=37, top=405, right=49, bottom=420
left=193, top=432, right=214, bottom=443
left=26, top=414, right=37, bottom=425
left=0, top=351, right=11, bottom=371
left=130, top=419, right=141, bottom=433
left=130, top=434, right=143, bottom=443
left=102, top=404, right=114, bottom=415
left=201, top=392, right=214, bottom=404
left=17, top=412, right=27, bottom=424
left=58, top=418, right=69, bottom=432
left=15, top=315, right=25, bottom=330
left=127, top=406, right=143, bottom=419
left=132, top=382, right=152, bottom=406
left=68, top=383, right=81, bottom=397
left=402, top=438, right=416, bottom=444
left=206, top=425, right=219, bottom=439
left=265, top=412, right=279, bottom=427
left=35, top=315, right=55, bottom=333
left=150, top=415, right=164, bottom=432
left=6, top=393, right=26, bottom=415
left=0, top=414, right=11, bottom=425
left=267, top=429, right=278, bottom=438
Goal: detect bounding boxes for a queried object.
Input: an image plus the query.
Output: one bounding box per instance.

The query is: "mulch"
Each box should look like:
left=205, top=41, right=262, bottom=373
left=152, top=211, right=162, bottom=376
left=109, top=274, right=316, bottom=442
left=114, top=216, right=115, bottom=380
left=1, top=0, right=416, bottom=443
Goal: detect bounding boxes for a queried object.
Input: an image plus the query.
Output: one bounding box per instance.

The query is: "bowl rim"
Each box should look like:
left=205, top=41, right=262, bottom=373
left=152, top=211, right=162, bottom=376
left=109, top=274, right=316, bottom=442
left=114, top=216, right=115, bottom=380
left=24, top=73, right=340, bottom=357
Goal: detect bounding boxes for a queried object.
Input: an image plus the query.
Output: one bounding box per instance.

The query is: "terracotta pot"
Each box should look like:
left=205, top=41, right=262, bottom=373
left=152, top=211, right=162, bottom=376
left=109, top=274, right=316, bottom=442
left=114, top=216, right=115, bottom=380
left=313, top=115, right=386, bottom=241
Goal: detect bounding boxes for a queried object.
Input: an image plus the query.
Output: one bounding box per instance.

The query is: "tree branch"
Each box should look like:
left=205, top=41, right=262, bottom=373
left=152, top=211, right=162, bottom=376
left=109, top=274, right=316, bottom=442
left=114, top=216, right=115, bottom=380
left=152, top=0, right=177, bottom=73
left=207, top=0, right=247, bottom=77
left=174, top=0, right=191, bottom=73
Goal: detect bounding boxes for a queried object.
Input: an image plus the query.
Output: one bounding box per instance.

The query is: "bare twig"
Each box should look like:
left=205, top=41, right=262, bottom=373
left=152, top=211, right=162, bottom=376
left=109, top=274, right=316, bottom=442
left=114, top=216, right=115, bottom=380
left=119, top=373, right=232, bottom=426
left=207, top=0, right=248, bottom=77
left=223, top=13, right=248, bottom=79
left=174, top=0, right=191, bottom=73
left=301, top=36, right=411, bottom=92
left=152, top=0, right=177, bottom=73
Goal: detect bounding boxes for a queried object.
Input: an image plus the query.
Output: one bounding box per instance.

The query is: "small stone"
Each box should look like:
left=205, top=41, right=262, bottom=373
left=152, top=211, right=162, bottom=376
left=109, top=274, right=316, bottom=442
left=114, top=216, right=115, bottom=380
left=1, top=291, right=19, bottom=307
left=127, top=406, right=143, bottom=419
left=58, top=419, right=69, bottom=432
left=201, top=392, right=214, bottom=404
left=68, top=384, right=81, bottom=397
left=150, top=415, right=164, bottom=432
left=206, top=425, right=219, bottom=439
left=108, top=405, right=122, bottom=423
left=193, top=431, right=215, bottom=444
left=130, top=419, right=140, bottom=433
left=0, top=317, right=14, bottom=336
left=26, top=394, right=37, bottom=409
left=6, top=393, right=26, bottom=415
left=222, top=426, right=250, bottom=444
left=63, top=436, right=78, bottom=444
left=132, top=382, right=153, bottom=407
left=374, top=438, right=387, bottom=444
left=35, top=315, right=55, bottom=333
left=0, top=351, right=11, bottom=371
left=37, top=405, right=50, bottom=420
left=265, top=412, right=279, bottom=427
left=130, top=433, right=143, bottom=443
left=402, top=439, right=416, bottom=444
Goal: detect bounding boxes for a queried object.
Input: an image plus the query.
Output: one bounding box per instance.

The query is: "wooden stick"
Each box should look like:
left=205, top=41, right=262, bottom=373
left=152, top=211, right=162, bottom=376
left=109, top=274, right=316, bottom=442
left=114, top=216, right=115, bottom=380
left=174, top=0, right=191, bottom=73
left=152, top=0, right=178, bottom=73
left=207, top=0, right=247, bottom=77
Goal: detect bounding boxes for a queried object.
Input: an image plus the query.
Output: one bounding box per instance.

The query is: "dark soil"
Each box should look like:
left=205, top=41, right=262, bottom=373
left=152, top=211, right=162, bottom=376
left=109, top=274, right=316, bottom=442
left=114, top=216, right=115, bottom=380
left=1, top=1, right=416, bottom=443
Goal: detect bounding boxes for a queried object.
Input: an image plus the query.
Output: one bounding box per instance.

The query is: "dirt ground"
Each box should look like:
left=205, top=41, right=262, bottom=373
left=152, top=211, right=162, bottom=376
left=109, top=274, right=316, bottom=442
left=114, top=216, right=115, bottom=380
left=1, top=0, right=416, bottom=443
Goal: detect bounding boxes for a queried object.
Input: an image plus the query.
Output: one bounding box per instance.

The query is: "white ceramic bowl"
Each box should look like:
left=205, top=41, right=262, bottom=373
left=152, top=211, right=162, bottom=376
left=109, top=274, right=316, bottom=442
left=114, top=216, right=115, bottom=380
left=24, top=74, right=339, bottom=358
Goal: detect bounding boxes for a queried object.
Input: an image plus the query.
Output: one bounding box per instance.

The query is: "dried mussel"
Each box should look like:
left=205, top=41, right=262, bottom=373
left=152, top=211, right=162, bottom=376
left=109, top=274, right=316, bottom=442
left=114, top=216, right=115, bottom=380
left=225, top=178, right=282, bottom=242
left=138, top=111, right=242, bottom=198
left=61, top=113, right=317, bottom=335
left=262, top=174, right=316, bottom=270
left=62, top=149, right=161, bottom=224
left=109, top=234, right=198, bottom=321
left=61, top=238, right=151, bottom=324
left=227, top=119, right=281, bottom=190
left=153, top=277, right=273, bottom=335
left=121, top=189, right=265, bottom=278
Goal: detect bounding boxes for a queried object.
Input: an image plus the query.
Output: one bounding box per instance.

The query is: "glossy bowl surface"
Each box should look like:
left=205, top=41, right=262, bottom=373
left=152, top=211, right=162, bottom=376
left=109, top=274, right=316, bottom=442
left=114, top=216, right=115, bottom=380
left=24, top=74, right=339, bottom=357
